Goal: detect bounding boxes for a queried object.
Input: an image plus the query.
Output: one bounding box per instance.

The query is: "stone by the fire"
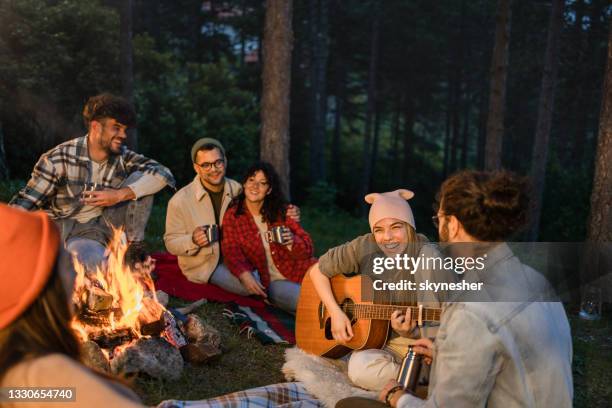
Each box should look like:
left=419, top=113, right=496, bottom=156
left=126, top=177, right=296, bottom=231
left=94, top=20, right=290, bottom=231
left=184, top=314, right=221, bottom=349
left=179, top=314, right=222, bottom=364
left=180, top=342, right=222, bottom=364
left=81, top=340, right=110, bottom=374
left=110, top=337, right=183, bottom=381
left=87, top=286, right=113, bottom=311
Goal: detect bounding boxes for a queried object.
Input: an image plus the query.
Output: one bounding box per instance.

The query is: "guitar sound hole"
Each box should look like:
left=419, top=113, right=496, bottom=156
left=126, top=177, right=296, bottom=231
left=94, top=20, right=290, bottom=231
left=324, top=318, right=333, bottom=340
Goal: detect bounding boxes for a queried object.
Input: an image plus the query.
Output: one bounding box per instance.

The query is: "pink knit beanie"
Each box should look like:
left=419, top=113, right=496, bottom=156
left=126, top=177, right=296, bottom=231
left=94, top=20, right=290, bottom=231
left=365, top=189, right=415, bottom=231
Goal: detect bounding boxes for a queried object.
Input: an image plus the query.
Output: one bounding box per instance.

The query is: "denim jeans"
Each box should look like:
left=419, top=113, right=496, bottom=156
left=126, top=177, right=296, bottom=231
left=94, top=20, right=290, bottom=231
left=59, top=171, right=154, bottom=271
left=209, top=265, right=301, bottom=314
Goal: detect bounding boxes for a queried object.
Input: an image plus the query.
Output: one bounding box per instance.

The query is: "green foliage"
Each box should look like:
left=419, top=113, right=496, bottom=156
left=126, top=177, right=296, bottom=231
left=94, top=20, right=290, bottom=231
left=0, top=179, right=25, bottom=203
left=0, top=0, right=120, bottom=176
left=303, top=181, right=338, bottom=211
left=539, top=156, right=594, bottom=241
left=133, top=34, right=259, bottom=187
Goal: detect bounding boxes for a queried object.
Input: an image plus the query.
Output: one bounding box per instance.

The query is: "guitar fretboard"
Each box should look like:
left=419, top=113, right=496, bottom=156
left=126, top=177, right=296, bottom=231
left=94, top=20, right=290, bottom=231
left=341, top=303, right=441, bottom=322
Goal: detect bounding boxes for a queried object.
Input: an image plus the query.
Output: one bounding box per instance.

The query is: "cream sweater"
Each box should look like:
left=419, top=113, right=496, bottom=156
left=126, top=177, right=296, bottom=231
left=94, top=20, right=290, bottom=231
left=1, top=354, right=144, bottom=407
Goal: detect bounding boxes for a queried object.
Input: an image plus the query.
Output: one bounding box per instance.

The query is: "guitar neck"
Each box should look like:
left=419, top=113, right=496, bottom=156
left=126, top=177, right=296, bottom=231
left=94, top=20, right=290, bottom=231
left=341, top=303, right=441, bottom=322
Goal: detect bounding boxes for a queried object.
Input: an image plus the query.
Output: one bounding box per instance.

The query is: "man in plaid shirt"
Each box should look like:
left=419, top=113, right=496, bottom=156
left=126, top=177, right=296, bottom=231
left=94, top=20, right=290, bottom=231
left=10, top=93, right=175, bottom=268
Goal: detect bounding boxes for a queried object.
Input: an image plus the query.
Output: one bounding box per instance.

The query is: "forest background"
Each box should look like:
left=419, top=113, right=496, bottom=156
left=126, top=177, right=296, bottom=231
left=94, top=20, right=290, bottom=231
left=0, top=0, right=611, bottom=406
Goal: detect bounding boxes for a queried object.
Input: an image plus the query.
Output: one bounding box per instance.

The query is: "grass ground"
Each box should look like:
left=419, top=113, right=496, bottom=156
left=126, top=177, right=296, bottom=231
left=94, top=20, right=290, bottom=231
left=0, top=180, right=610, bottom=406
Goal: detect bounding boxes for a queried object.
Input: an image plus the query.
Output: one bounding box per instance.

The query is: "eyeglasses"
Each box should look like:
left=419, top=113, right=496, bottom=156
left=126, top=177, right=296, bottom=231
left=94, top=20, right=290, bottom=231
left=245, top=178, right=269, bottom=189
left=432, top=214, right=445, bottom=229
left=196, top=159, right=225, bottom=171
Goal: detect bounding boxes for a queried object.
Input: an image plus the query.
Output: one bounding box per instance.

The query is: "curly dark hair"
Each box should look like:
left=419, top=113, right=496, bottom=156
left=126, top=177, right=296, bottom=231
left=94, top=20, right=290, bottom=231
left=82, top=93, right=136, bottom=128
left=233, top=161, right=288, bottom=223
left=435, top=170, right=530, bottom=241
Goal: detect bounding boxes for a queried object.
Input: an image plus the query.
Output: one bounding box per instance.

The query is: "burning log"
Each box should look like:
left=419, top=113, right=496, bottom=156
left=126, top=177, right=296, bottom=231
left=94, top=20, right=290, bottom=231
left=140, top=318, right=165, bottom=336
left=89, top=328, right=134, bottom=349
left=161, top=311, right=187, bottom=348
left=87, top=286, right=113, bottom=311
left=110, top=337, right=183, bottom=381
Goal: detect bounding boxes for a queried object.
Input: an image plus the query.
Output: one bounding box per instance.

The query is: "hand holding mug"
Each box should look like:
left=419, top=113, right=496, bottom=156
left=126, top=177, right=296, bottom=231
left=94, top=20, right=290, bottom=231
left=192, top=226, right=210, bottom=247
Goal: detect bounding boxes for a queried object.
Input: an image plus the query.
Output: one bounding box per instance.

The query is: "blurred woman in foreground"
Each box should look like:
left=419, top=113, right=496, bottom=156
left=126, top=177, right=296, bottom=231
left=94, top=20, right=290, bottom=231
left=0, top=203, right=144, bottom=407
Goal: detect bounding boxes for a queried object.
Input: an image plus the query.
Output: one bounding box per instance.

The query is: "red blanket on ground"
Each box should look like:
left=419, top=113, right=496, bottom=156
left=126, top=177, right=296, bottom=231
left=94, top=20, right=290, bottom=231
left=152, top=252, right=295, bottom=344
left=152, top=252, right=263, bottom=308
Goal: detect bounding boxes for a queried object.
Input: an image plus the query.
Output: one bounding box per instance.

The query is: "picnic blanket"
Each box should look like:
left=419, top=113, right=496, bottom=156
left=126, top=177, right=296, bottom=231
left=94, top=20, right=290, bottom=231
left=152, top=252, right=296, bottom=345
left=156, top=382, right=322, bottom=408
left=223, top=302, right=296, bottom=345
left=152, top=253, right=263, bottom=307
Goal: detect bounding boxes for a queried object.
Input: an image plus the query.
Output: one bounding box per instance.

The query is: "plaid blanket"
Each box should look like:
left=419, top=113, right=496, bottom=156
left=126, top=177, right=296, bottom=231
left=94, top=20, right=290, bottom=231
left=223, top=302, right=296, bottom=345
left=157, top=382, right=322, bottom=408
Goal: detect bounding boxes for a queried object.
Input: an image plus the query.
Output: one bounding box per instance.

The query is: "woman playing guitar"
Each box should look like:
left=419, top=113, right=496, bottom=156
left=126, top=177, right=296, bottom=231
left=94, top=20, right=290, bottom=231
left=306, top=189, right=453, bottom=392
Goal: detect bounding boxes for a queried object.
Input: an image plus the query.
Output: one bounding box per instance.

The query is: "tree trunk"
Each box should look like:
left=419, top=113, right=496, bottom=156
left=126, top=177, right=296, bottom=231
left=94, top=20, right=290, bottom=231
left=587, top=18, right=612, bottom=243
left=443, top=76, right=452, bottom=177
left=308, top=0, right=330, bottom=182
left=260, top=0, right=293, bottom=199
left=402, top=105, right=415, bottom=186
left=391, top=93, right=403, bottom=184
left=461, top=96, right=470, bottom=169
left=370, top=103, right=382, bottom=191
left=359, top=0, right=380, bottom=212
left=0, top=121, right=9, bottom=180
left=331, top=56, right=345, bottom=185
left=120, top=0, right=137, bottom=151
left=484, top=0, right=512, bottom=171
left=572, top=1, right=600, bottom=168
left=527, top=0, right=564, bottom=241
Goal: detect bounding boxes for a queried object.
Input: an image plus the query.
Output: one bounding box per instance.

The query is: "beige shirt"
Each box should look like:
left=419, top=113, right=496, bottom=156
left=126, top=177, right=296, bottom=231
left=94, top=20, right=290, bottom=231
left=164, top=176, right=241, bottom=283
left=252, top=213, right=284, bottom=281
left=1, top=354, right=144, bottom=408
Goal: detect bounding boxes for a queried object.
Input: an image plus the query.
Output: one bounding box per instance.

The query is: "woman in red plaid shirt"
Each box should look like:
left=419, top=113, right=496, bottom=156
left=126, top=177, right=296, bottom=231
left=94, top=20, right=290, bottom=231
left=221, top=162, right=317, bottom=313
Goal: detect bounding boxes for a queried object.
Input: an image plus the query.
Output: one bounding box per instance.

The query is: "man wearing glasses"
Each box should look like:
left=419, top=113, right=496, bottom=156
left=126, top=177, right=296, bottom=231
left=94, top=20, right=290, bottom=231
left=164, top=138, right=299, bottom=294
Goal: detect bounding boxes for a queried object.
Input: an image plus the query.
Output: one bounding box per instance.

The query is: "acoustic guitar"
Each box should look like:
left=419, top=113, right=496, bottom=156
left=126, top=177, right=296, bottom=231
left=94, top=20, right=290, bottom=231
left=296, top=271, right=442, bottom=358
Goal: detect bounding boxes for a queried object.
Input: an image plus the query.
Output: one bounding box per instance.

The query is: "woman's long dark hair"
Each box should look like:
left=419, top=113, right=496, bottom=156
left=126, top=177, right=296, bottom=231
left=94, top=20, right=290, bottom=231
left=234, top=161, right=288, bottom=223
left=0, top=260, right=80, bottom=377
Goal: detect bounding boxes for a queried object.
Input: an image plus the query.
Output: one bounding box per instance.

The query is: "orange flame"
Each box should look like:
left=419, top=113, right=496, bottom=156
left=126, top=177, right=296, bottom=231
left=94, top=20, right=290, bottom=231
left=70, top=228, right=165, bottom=342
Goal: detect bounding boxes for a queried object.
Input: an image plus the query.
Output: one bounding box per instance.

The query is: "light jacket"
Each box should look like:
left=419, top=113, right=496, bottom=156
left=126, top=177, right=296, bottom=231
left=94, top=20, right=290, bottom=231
left=1, top=354, right=143, bottom=408
left=397, top=243, right=573, bottom=408
left=164, top=176, right=241, bottom=283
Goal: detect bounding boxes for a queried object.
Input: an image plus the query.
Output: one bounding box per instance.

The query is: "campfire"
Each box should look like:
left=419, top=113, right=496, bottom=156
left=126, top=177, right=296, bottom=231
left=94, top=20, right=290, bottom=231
left=70, top=230, right=221, bottom=380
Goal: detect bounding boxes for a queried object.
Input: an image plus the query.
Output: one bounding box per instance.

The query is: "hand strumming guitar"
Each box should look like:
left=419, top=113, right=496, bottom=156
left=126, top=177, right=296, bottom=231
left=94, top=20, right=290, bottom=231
left=330, top=309, right=354, bottom=343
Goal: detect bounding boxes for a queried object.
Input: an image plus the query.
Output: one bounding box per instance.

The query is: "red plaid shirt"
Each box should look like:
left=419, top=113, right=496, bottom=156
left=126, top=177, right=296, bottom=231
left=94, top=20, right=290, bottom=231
left=221, top=204, right=317, bottom=288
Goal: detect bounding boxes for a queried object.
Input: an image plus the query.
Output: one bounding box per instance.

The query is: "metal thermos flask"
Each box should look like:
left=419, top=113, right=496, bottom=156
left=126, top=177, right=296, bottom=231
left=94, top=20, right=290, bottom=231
left=396, top=346, right=423, bottom=393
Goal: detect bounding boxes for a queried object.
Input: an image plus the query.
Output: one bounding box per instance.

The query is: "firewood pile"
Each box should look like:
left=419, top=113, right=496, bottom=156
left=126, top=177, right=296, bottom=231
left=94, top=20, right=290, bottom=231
left=71, top=231, right=222, bottom=380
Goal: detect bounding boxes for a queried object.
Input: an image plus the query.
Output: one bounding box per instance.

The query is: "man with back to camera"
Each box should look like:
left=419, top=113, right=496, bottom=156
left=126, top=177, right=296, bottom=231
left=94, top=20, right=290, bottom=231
left=10, top=93, right=175, bottom=268
left=337, top=170, right=572, bottom=408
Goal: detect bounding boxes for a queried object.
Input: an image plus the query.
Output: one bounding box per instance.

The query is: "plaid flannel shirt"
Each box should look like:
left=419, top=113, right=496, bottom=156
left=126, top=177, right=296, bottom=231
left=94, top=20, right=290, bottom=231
left=221, top=204, right=317, bottom=288
left=10, top=135, right=175, bottom=218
